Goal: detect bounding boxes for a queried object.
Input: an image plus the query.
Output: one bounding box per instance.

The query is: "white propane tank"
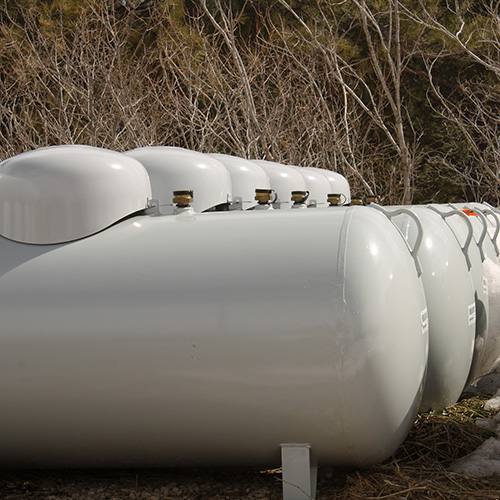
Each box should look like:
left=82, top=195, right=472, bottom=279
left=126, top=147, right=232, bottom=214
left=208, top=153, right=271, bottom=210
left=289, top=166, right=332, bottom=208
left=250, top=160, right=307, bottom=209
left=304, top=167, right=351, bottom=205
left=0, top=146, right=152, bottom=244
left=453, top=203, right=500, bottom=377
left=425, top=205, right=489, bottom=385
left=466, top=203, right=500, bottom=258
left=451, top=203, right=499, bottom=265
left=379, top=205, right=476, bottom=412
left=0, top=207, right=427, bottom=469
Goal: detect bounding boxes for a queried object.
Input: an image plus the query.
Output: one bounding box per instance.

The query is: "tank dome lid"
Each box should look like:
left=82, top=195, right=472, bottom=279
left=289, top=166, right=332, bottom=206
left=250, top=159, right=307, bottom=207
left=208, top=153, right=270, bottom=210
left=0, top=145, right=152, bottom=244
left=305, top=167, right=351, bottom=203
left=126, top=147, right=232, bottom=214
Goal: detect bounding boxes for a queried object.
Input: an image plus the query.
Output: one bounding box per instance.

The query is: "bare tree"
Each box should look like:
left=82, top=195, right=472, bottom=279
left=404, top=0, right=500, bottom=202
left=2, top=0, right=484, bottom=204
left=274, top=0, right=422, bottom=203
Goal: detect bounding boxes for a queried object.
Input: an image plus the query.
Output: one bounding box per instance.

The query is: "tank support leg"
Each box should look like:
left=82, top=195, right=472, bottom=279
left=280, top=443, right=317, bottom=500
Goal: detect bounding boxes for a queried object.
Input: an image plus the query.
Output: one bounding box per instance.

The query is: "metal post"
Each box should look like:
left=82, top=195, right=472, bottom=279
left=280, top=443, right=317, bottom=500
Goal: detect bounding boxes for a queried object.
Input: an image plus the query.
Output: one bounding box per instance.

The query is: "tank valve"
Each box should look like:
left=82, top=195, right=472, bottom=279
left=255, top=188, right=275, bottom=205
left=350, top=197, right=364, bottom=206
left=365, top=195, right=379, bottom=205
left=328, top=193, right=342, bottom=206
left=291, top=190, right=309, bottom=209
left=173, top=190, right=194, bottom=208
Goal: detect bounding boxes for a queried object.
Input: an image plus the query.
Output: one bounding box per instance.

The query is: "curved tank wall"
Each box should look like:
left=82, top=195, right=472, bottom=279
left=466, top=203, right=500, bottom=259
left=289, top=166, right=331, bottom=208
left=304, top=167, right=351, bottom=204
left=250, top=160, right=307, bottom=209
left=425, top=205, right=489, bottom=385
left=385, top=206, right=476, bottom=411
left=126, top=147, right=232, bottom=214
left=0, top=207, right=427, bottom=469
left=453, top=203, right=500, bottom=377
left=0, top=146, right=152, bottom=244
left=450, top=203, right=499, bottom=265
left=208, top=153, right=270, bottom=210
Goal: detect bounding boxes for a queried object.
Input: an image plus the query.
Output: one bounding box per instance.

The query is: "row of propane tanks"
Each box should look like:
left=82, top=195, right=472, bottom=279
left=125, top=146, right=353, bottom=213
left=1, top=144, right=500, bottom=479
left=0, top=145, right=352, bottom=244
left=124, top=145, right=500, bottom=448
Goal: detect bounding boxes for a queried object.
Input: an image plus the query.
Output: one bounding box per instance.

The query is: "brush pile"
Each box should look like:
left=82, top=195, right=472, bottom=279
left=320, top=391, right=500, bottom=500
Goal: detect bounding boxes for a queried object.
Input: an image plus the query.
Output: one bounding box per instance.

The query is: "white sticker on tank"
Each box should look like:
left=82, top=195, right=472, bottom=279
left=421, top=308, right=429, bottom=336
left=483, top=277, right=489, bottom=296
left=468, top=303, right=476, bottom=326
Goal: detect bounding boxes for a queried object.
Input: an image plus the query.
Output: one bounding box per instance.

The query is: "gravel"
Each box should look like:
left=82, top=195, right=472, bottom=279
left=0, top=466, right=349, bottom=499
left=0, top=467, right=298, bottom=500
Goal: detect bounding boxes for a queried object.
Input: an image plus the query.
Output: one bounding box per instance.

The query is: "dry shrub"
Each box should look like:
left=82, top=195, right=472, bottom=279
left=0, top=0, right=403, bottom=201
left=1, top=1, right=499, bottom=203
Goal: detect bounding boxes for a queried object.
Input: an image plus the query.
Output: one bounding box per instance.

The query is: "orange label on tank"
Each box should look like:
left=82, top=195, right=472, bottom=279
left=462, top=209, right=478, bottom=216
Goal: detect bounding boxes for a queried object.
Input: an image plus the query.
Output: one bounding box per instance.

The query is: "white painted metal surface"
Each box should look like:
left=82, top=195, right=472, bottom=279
left=126, top=147, right=232, bottom=214
left=467, top=203, right=500, bottom=258
left=208, top=153, right=271, bottom=210
left=385, top=206, right=476, bottom=411
left=0, top=146, right=152, bottom=244
left=250, top=160, right=307, bottom=209
left=0, top=207, right=427, bottom=468
left=453, top=203, right=500, bottom=378
left=304, top=167, right=351, bottom=205
left=281, top=444, right=317, bottom=500
left=425, top=205, right=489, bottom=385
left=289, top=167, right=331, bottom=208
left=451, top=203, right=499, bottom=265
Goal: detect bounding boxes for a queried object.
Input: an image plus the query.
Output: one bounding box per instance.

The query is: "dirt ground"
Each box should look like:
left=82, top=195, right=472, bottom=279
left=0, top=466, right=343, bottom=499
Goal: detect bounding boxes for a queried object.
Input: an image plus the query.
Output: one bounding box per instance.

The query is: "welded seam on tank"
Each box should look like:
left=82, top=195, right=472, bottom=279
left=337, top=207, right=352, bottom=310
left=334, top=207, right=353, bottom=454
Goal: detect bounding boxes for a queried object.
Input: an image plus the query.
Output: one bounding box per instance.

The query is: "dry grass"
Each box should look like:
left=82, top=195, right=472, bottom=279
left=317, top=392, right=500, bottom=499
